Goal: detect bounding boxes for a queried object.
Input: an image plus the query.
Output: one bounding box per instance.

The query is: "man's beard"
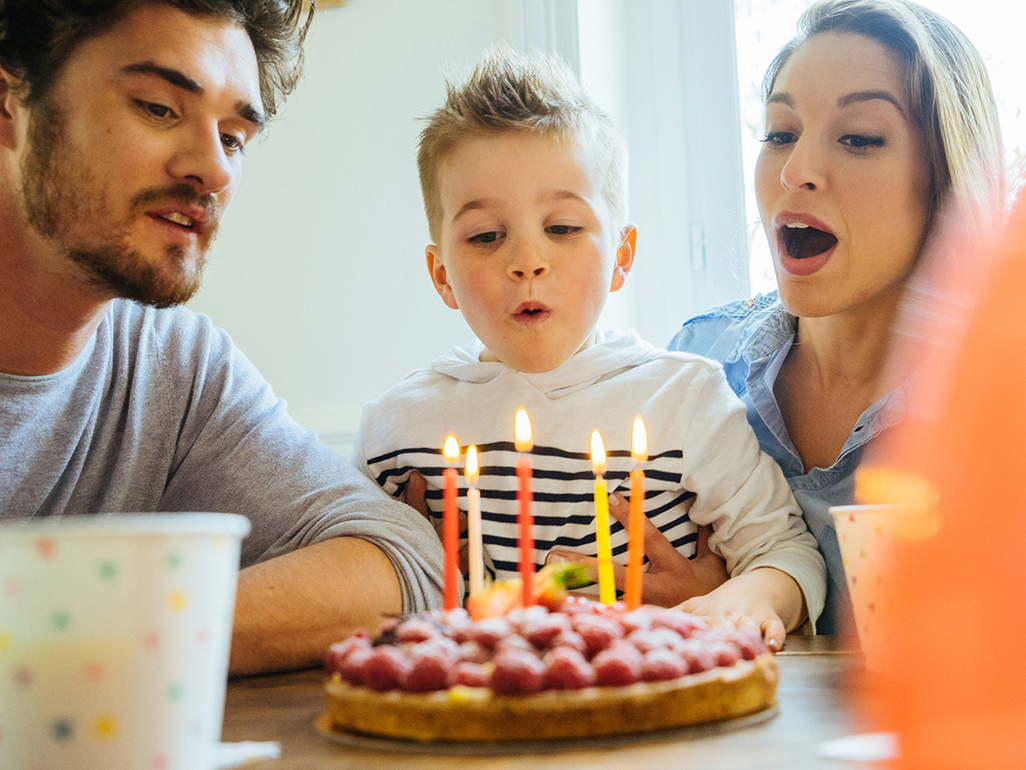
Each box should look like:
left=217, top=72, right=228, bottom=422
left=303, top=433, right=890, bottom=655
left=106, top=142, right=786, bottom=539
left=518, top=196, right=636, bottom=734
left=19, top=96, right=218, bottom=309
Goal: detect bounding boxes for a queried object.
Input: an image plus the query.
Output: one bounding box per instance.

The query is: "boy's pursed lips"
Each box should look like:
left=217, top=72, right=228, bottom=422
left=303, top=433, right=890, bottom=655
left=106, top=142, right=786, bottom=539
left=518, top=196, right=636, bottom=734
left=512, top=301, right=551, bottom=325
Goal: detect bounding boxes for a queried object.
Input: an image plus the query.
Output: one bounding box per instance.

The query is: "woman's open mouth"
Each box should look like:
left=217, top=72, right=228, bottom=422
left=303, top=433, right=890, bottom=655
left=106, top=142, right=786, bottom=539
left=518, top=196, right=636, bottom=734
left=780, top=222, right=837, bottom=259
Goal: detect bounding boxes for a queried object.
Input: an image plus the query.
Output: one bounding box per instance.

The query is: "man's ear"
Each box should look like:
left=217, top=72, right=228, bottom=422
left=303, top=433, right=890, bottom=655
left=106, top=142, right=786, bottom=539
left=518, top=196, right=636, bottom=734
left=426, top=244, right=459, bottom=310
left=0, top=65, right=20, bottom=150
left=609, top=225, right=638, bottom=292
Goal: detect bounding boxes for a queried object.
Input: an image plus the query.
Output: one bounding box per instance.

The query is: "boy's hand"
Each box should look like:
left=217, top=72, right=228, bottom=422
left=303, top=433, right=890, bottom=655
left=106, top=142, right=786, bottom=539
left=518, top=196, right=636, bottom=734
left=545, top=492, right=730, bottom=606
left=400, top=471, right=469, bottom=576
left=680, top=568, right=806, bottom=652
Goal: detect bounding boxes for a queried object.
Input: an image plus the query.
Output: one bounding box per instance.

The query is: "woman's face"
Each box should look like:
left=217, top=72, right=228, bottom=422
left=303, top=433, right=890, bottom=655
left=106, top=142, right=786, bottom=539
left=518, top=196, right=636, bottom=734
left=755, top=31, right=932, bottom=319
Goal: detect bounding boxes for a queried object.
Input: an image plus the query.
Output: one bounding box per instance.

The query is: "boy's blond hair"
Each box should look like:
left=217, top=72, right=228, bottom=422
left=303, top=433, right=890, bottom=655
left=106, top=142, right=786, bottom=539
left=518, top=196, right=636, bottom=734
left=417, top=46, right=629, bottom=245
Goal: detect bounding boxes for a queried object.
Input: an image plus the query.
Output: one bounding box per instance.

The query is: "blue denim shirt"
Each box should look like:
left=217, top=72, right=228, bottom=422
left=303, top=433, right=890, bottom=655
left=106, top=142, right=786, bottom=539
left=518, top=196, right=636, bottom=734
left=668, top=292, right=909, bottom=633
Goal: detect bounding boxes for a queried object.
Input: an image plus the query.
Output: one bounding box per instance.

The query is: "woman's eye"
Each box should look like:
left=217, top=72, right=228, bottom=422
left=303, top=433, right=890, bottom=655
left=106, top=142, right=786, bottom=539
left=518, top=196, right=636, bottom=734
left=547, top=224, right=582, bottom=236
left=468, top=231, right=501, bottom=244
left=840, top=134, right=885, bottom=149
left=760, top=131, right=796, bottom=147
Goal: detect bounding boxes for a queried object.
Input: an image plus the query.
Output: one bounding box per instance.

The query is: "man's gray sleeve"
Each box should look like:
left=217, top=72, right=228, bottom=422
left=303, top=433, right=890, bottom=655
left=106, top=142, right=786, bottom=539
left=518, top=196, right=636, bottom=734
left=156, top=315, right=444, bottom=614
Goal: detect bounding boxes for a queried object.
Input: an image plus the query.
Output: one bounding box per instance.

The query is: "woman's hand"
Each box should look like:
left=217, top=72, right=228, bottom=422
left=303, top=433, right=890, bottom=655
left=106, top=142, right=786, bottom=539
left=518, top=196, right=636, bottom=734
left=400, top=471, right=469, bottom=576
left=545, top=492, right=730, bottom=606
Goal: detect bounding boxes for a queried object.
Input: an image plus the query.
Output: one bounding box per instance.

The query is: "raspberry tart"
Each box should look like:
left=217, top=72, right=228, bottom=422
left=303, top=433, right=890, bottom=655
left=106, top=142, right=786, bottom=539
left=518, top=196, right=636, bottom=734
left=323, top=569, right=778, bottom=743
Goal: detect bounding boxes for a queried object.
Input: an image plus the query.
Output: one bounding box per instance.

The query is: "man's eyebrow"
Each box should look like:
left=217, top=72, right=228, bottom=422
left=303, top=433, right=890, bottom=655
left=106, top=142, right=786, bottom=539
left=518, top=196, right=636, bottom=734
left=121, top=61, right=266, bottom=132
left=838, top=90, right=905, bottom=115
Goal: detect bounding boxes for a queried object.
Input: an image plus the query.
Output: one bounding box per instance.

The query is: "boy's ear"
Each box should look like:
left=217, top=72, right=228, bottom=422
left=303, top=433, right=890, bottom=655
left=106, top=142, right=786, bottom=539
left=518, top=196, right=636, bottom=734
left=426, top=244, right=460, bottom=310
left=609, top=225, right=637, bottom=293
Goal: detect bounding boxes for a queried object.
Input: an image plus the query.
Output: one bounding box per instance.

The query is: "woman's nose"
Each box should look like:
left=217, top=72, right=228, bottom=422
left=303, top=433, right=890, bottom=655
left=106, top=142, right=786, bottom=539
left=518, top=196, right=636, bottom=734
left=779, top=136, right=825, bottom=192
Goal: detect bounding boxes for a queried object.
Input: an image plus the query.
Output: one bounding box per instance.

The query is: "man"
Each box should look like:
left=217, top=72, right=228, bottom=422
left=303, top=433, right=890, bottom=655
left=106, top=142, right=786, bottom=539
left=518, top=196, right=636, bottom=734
left=0, top=0, right=444, bottom=674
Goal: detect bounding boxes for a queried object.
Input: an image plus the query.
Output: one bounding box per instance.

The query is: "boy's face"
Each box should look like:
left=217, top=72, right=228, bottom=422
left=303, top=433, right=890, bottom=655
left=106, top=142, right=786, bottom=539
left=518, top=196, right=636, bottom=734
left=427, top=131, right=635, bottom=373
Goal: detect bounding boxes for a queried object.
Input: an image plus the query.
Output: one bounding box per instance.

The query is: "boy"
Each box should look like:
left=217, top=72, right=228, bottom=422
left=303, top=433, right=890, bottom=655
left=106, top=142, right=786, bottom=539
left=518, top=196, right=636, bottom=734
left=354, top=48, right=825, bottom=645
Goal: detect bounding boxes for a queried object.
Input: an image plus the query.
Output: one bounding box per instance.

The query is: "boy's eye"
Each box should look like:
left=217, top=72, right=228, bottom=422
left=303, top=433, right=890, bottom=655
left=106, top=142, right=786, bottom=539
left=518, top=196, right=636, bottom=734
left=547, top=224, right=582, bottom=236
left=468, top=231, right=501, bottom=244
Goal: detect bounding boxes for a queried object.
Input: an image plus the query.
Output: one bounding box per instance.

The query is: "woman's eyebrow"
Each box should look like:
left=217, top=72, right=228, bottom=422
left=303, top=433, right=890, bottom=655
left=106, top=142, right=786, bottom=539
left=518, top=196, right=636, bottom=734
left=838, top=90, right=905, bottom=115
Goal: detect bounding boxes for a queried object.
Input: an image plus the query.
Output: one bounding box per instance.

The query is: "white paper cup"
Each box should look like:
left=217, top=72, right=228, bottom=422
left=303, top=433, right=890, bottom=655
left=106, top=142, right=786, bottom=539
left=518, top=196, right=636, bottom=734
left=831, top=504, right=908, bottom=672
left=0, top=513, right=250, bottom=770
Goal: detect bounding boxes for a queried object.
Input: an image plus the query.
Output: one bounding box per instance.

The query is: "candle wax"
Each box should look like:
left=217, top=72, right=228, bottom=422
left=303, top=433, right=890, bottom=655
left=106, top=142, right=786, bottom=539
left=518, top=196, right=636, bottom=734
left=517, top=454, right=534, bottom=607
left=625, top=466, right=645, bottom=609
left=442, top=466, right=459, bottom=611
left=467, top=486, right=483, bottom=596
left=593, top=475, right=616, bottom=605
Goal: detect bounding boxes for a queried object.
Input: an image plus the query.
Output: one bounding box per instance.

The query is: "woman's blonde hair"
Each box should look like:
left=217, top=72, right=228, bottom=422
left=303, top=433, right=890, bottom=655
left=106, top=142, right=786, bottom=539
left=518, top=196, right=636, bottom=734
left=764, top=0, right=1005, bottom=235
left=417, top=46, right=629, bottom=245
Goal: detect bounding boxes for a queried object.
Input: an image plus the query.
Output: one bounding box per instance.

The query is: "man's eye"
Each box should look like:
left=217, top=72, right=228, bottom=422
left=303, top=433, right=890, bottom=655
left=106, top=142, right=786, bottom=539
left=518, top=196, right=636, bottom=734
left=221, top=133, right=245, bottom=154
left=469, top=231, right=500, bottom=244
left=136, top=100, right=174, bottom=119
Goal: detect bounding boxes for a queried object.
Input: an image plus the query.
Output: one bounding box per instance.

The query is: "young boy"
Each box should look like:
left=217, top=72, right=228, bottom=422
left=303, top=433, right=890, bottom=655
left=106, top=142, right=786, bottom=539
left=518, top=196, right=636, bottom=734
left=354, top=47, right=826, bottom=644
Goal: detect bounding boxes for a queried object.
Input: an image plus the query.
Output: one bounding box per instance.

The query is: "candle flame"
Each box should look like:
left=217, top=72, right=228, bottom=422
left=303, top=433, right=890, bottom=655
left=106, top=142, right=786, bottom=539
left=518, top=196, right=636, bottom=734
left=465, top=445, right=480, bottom=484
left=442, top=434, right=461, bottom=464
left=590, top=430, right=607, bottom=476
left=514, top=408, right=533, bottom=452
left=631, top=415, right=648, bottom=462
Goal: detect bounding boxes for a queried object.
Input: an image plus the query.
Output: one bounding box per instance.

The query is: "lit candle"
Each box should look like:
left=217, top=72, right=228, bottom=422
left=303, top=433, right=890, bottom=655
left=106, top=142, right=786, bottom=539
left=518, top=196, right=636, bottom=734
left=465, top=445, right=484, bottom=596
left=514, top=407, right=534, bottom=607
left=625, top=416, right=648, bottom=609
left=590, top=430, right=616, bottom=605
left=442, top=434, right=461, bottom=612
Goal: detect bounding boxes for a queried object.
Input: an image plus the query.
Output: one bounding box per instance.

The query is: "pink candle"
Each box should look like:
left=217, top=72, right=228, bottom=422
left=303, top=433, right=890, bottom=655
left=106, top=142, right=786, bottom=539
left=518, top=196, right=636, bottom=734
left=442, top=434, right=461, bottom=612
left=624, top=416, right=648, bottom=609
left=514, top=408, right=534, bottom=607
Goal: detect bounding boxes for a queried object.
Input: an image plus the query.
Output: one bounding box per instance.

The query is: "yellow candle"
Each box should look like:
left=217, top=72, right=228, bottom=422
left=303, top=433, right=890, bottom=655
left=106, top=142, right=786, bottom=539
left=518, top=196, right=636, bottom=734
left=465, top=445, right=483, bottom=596
left=590, top=430, right=616, bottom=605
left=624, top=416, right=648, bottom=609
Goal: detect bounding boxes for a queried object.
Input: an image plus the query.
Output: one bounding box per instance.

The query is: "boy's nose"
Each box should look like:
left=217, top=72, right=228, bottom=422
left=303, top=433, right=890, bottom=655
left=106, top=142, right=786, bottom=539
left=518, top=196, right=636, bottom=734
left=166, top=125, right=235, bottom=196
left=507, top=241, right=550, bottom=280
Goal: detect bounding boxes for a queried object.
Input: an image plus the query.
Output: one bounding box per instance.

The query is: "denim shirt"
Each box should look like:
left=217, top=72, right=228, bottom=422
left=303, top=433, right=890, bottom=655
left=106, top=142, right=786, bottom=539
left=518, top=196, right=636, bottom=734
left=668, top=292, right=909, bottom=634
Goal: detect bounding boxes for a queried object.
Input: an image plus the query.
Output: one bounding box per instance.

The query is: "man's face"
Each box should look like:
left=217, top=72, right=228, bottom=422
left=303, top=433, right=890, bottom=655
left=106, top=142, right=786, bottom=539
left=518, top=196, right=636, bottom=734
left=17, top=3, right=264, bottom=307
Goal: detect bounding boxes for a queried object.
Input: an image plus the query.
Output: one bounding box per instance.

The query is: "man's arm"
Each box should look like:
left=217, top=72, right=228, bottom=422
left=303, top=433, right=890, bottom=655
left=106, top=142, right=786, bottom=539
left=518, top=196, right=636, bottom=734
left=230, top=536, right=401, bottom=675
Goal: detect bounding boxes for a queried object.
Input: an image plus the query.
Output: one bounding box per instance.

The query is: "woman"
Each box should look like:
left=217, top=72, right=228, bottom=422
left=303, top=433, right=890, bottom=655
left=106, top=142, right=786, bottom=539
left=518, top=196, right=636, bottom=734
left=665, top=0, right=1005, bottom=634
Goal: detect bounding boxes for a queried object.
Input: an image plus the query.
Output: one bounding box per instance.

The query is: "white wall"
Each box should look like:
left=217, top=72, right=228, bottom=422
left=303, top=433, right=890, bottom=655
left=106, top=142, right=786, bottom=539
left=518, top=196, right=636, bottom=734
left=188, top=0, right=747, bottom=453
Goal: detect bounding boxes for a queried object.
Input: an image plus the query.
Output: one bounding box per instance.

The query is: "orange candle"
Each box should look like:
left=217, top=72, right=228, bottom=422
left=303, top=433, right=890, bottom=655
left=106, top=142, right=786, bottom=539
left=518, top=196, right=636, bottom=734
left=465, top=445, right=484, bottom=596
left=624, top=416, right=648, bottom=609
left=590, top=430, right=616, bottom=605
left=442, top=434, right=461, bottom=611
left=514, top=407, right=534, bottom=607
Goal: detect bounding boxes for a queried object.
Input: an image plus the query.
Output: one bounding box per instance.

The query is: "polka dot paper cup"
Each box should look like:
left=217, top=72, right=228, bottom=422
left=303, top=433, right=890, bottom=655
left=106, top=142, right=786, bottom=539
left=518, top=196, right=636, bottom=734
left=0, top=513, right=250, bottom=770
left=830, top=504, right=905, bottom=672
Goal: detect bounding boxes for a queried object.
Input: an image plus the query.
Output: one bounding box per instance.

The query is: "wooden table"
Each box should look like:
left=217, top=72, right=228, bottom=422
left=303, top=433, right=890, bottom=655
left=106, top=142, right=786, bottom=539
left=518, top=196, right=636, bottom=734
left=222, top=635, right=874, bottom=769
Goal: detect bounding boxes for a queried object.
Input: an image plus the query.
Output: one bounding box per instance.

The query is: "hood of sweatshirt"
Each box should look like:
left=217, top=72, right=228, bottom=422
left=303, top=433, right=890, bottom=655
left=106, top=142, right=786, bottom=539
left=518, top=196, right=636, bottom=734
left=429, top=329, right=664, bottom=399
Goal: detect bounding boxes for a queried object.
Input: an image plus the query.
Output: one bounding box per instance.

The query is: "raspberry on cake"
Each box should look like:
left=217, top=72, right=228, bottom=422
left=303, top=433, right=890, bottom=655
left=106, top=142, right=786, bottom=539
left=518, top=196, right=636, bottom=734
left=323, top=597, right=779, bottom=743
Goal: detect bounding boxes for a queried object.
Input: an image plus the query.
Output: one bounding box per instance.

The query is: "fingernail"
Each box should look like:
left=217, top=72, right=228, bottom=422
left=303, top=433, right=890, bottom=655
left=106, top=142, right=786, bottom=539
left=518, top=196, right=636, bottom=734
left=609, top=492, right=624, bottom=505
left=547, top=552, right=567, bottom=564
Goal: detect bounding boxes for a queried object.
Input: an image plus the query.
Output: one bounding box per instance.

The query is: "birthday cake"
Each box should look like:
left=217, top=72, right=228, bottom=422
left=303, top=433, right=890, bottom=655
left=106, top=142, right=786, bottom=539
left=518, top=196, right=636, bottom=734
left=323, top=567, right=778, bottom=743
